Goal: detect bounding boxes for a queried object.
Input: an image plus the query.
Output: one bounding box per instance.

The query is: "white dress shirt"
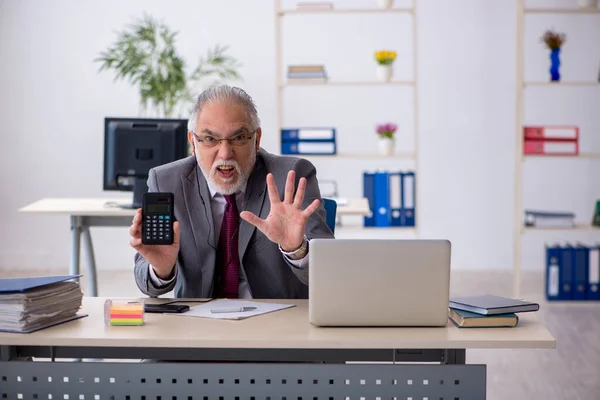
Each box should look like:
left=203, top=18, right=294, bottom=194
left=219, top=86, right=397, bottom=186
left=148, top=182, right=308, bottom=298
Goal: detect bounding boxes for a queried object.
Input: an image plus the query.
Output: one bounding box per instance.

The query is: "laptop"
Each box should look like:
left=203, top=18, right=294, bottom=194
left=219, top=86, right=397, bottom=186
left=308, top=239, right=451, bottom=327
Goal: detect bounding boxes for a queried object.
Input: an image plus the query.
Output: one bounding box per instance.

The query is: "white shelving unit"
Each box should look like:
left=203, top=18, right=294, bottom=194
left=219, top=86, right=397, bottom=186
left=513, top=1, right=600, bottom=297
left=274, top=0, right=419, bottom=235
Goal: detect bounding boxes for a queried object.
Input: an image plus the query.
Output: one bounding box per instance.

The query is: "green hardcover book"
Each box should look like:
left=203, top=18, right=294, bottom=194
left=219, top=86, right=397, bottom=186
left=448, top=308, right=519, bottom=328
left=593, top=201, right=600, bottom=226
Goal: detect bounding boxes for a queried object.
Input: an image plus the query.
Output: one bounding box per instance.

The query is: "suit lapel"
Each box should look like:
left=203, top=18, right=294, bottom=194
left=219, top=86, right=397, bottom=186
left=182, top=165, right=216, bottom=296
left=239, top=156, right=267, bottom=258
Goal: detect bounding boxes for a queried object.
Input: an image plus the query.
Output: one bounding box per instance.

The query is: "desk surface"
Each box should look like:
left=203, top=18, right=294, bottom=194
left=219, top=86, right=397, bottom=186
left=0, top=298, right=556, bottom=350
left=19, top=197, right=370, bottom=217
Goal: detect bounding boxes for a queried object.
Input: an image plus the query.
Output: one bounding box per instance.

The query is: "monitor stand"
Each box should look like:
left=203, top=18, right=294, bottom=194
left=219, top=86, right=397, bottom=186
left=119, top=178, right=148, bottom=209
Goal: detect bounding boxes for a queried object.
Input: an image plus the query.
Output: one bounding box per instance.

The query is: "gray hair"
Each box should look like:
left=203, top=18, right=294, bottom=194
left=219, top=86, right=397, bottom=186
left=187, top=84, right=261, bottom=133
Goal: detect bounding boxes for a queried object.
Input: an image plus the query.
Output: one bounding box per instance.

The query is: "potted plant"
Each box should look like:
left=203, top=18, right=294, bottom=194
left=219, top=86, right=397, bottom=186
left=376, top=122, right=397, bottom=156
left=374, top=50, right=396, bottom=82
left=95, top=14, right=242, bottom=117
left=541, top=29, right=566, bottom=82
left=577, top=0, right=598, bottom=8
left=376, top=0, right=394, bottom=9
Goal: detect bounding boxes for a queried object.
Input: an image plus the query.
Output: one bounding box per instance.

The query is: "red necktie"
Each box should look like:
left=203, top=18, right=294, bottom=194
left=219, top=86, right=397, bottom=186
left=216, top=194, right=240, bottom=298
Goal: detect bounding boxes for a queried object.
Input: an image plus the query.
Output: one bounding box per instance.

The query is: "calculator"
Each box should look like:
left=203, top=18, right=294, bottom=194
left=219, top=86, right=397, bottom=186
left=141, top=192, right=175, bottom=245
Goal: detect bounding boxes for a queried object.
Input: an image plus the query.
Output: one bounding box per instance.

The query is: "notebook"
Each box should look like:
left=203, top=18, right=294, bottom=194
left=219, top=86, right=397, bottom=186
left=448, top=308, right=519, bottom=328
left=449, top=294, right=539, bottom=316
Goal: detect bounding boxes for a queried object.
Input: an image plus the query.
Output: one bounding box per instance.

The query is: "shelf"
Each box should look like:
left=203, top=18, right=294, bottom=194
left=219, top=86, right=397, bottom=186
left=524, top=8, right=600, bottom=14
left=282, top=153, right=416, bottom=159
left=279, top=8, right=414, bottom=15
left=524, top=153, right=600, bottom=159
left=524, top=82, right=600, bottom=87
left=282, top=81, right=415, bottom=87
left=522, top=224, right=600, bottom=232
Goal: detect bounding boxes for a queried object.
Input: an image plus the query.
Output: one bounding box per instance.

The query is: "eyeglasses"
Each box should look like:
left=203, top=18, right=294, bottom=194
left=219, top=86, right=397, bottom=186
left=192, top=131, right=256, bottom=148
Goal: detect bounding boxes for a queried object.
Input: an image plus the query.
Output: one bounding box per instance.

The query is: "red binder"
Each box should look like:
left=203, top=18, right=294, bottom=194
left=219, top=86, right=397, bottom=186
left=524, top=126, right=579, bottom=141
left=524, top=139, right=578, bottom=155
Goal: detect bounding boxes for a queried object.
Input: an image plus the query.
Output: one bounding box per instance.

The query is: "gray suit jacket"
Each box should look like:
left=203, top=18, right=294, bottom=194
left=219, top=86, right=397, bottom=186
left=134, top=148, right=334, bottom=299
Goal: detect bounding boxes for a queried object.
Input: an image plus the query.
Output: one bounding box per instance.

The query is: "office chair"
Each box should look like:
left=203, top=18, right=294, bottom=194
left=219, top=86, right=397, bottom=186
left=322, top=198, right=337, bottom=234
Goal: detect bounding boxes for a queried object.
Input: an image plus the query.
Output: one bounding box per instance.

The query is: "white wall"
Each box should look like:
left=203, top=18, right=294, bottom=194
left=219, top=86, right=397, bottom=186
left=0, top=0, right=598, bottom=276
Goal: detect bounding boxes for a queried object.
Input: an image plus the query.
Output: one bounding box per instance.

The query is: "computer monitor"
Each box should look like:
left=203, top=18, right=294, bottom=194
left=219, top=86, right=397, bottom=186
left=103, top=117, right=189, bottom=208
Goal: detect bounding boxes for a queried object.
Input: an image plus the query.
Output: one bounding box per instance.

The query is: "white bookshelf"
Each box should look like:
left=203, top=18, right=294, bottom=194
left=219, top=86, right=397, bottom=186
left=275, top=1, right=419, bottom=234
left=513, top=1, right=600, bottom=297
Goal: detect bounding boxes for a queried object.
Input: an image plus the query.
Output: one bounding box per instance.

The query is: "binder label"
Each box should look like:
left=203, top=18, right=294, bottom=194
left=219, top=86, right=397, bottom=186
left=404, top=174, right=414, bottom=208
left=590, top=249, right=599, bottom=285
left=548, top=263, right=559, bottom=297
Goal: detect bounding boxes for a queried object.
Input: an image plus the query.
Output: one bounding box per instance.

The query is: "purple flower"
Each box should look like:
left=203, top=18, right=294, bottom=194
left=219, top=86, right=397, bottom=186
left=376, top=123, right=397, bottom=135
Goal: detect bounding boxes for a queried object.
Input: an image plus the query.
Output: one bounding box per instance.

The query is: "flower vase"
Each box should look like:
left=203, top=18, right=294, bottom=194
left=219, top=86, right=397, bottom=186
left=377, top=0, right=393, bottom=9
left=377, top=65, right=393, bottom=82
left=550, top=48, right=561, bottom=82
left=378, top=137, right=395, bottom=156
left=577, top=0, right=596, bottom=8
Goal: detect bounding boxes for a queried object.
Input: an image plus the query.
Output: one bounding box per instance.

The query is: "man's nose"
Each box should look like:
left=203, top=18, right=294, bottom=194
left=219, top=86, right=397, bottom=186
left=217, top=140, right=234, bottom=158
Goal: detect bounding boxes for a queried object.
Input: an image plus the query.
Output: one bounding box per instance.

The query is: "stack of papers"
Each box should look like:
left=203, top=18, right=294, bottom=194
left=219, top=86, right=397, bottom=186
left=0, top=275, right=85, bottom=333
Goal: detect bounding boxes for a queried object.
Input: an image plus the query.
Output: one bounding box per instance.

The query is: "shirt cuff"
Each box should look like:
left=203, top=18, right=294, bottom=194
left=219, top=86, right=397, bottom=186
left=148, top=263, right=177, bottom=287
left=284, top=251, right=308, bottom=269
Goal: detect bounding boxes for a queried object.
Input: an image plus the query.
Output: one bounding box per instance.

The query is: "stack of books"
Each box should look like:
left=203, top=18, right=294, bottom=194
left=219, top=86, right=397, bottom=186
left=523, top=125, right=579, bottom=156
left=524, top=209, right=575, bottom=228
left=287, top=65, right=328, bottom=84
left=0, top=275, right=85, bottom=333
left=296, top=2, right=334, bottom=11
left=448, top=294, right=539, bottom=328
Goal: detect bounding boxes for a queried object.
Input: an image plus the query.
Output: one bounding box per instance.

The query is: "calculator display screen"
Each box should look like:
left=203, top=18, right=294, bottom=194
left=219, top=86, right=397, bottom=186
left=148, top=204, right=170, bottom=213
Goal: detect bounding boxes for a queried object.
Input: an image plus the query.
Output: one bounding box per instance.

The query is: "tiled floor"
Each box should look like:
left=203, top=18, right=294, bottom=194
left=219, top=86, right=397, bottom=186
left=1, top=268, right=598, bottom=400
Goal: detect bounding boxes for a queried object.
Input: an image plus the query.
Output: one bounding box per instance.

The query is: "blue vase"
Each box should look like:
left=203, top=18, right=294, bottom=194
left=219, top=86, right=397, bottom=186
left=550, top=48, right=561, bottom=82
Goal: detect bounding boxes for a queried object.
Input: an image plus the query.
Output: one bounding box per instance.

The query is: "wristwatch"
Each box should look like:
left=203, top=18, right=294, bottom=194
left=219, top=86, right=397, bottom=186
left=279, top=235, right=309, bottom=260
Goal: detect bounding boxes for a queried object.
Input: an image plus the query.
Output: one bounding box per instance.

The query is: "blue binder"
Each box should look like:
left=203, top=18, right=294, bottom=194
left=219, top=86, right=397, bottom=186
left=545, top=245, right=561, bottom=301
left=560, top=245, right=574, bottom=300
left=389, top=172, right=402, bottom=226
left=281, top=141, right=336, bottom=155
left=281, top=128, right=336, bottom=142
left=0, top=275, right=80, bottom=293
left=363, top=172, right=376, bottom=227
left=573, top=244, right=589, bottom=300
left=401, top=171, right=416, bottom=226
left=588, top=245, right=600, bottom=300
left=374, top=171, right=390, bottom=227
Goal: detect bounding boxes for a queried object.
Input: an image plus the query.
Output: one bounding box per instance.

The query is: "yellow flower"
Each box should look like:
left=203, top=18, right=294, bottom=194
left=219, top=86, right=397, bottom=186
left=374, top=50, right=396, bottom=65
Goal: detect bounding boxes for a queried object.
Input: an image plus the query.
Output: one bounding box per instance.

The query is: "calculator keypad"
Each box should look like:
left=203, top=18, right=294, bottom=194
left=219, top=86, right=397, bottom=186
left=144, top=214, right=172, bottom=243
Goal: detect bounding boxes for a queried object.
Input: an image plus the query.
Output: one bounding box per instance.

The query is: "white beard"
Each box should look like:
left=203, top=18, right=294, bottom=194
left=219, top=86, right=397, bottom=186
left=200, top=147, right=257, bottom=195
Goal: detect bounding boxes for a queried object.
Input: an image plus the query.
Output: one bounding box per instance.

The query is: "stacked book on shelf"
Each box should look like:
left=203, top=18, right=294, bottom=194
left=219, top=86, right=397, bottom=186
left=524, top=209, right=575, bottom=228
left=448, top=294, right=539, bottom=328
left=296, top=2, right=334, bottom=11
left=363, top=170, right=415, bottom=227
left=523, top=125, right=579, bottom=156
left=546, top=244, right=600, bottom=301
left=280, top=127, right=336, bottom=155
left=287, top=65, right=328, bottom=84
left=0, top=275, right=85, bottom=333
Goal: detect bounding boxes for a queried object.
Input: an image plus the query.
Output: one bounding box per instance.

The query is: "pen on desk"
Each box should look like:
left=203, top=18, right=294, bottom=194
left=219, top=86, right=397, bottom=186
left=210, top=306, right=257, bottom=314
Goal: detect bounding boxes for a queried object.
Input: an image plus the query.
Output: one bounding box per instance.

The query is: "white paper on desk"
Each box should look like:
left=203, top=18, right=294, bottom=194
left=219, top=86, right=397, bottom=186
left=176, top=299, right=295, bottom=320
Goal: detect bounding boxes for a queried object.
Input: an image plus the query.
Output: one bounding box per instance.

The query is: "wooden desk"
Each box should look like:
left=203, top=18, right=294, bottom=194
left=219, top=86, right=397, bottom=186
left=0, top=298, right=555, bottom=399
left=19, top=198, right=370, bottom=297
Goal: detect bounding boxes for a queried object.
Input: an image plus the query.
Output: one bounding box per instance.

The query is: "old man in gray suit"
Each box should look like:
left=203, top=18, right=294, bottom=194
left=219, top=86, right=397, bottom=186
left=129, top=84, right=334, bottom=299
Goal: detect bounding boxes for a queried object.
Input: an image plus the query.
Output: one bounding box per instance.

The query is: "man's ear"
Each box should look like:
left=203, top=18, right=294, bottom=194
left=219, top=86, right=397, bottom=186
left=255, top=128, right=262, bottom=152
left=187, top=131, right=196, bottom=155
